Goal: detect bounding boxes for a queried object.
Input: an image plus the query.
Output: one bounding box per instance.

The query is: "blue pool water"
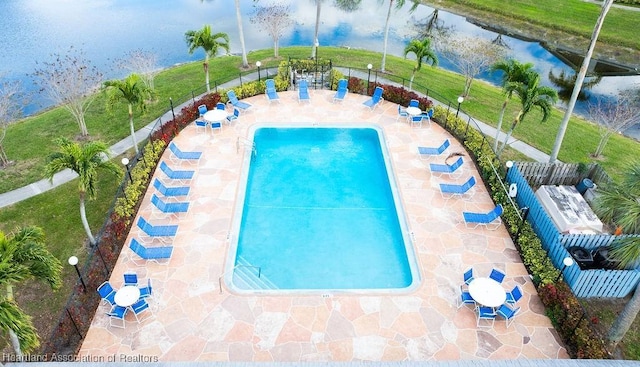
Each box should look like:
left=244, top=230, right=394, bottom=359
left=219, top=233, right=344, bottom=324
left=227, top=126, right=419, bottom=292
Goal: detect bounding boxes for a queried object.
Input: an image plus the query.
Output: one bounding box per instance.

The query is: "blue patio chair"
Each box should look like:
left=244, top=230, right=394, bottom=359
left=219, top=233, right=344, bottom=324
left=137, top=216, right=178, bottom=243
left=489, top=268, right=506, bottom=283
left=477, top=306, right=497, bottom=327
left=439, top=176, right=476, bottom=199
left=129, top=238, right=173, bottom=264
left=226, top=90, right=252, bottom=111
left=153, top=178, right=190, bottom=197
left=397, top=105, right=409, bottom=122
left=463, top=268, right=474, bottom=286
left=298, top=79, right=310, bottom=103
left=458, top=285, right=476, bottom=308
left=506, top=284, right=523, bottom=304
left=131, top=298, right=152, bottom=322
left=150, top=194, right=189, bottom=217
left=169, top=142, right=202, bottom=163
left=139, top=278, right=153, bottom=299
left=362, top=86, right=383, bottom=110
left=211, top=121, right=222, bottom=133
left=194, top=119, right=208, bottom=133
left=496, top=304, right=520, bottom=328
left=420, top=109, right=433, bottom=126
left=333, top=79, right=348, bottom=103
left=97, top=281, right=116, bottom=306
left=410, top=114, right=423, bottom=128
left=123, top=272, right=138, bottom=286
left=418, top=139, right=450, bottom=160
left=265, top=79, right=280, bottom=103
left=216, top=102, right=226, bottom=110
left=463, top=204, right=503, bottom=230
left=429, top=156, right=464, bottom=178
left=106, top=305, right=128, bottom=328
left=159, top=161, right=194, bottom=184
left=197, top=104, right=207, bottom=117
left=409, top=99, right=419, bottom=108
left=226, top=108, right=240, bottom=124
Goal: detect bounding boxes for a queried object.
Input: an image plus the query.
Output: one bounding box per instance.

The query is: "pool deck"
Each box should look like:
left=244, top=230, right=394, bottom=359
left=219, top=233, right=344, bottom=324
left=79, top=90, right=569, bottom=362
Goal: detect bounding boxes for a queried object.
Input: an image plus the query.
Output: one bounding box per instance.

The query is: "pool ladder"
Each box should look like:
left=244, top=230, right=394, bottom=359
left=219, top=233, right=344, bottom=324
left=236, top=137, right=257, bottom=159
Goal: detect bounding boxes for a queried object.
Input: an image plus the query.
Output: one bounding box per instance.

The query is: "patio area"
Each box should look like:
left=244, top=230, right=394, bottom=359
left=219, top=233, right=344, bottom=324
left=79, top=90, right=568, bottom=361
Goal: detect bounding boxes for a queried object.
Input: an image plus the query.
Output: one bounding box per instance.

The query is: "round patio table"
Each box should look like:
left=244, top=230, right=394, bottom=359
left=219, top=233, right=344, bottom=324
left=468, top=277, right=506, bottom=308
left=406, top=106, right=421, bottom=116
left=114, top=285, right=140, bottom=308
left=203, top=109, right=228, bottom=123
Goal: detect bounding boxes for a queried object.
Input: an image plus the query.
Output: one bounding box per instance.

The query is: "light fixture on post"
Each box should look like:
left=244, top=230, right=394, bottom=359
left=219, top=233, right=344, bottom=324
left=555, top=256, right=575, bottom=282
left=367, top=63, right=373, bottom=93
left=256, top=61, right=261, bottom=82
left=456, top=96, right=464, bottom=119
left=505, top=160, right=514, bottom=180
left=68, top=256, right=86, bottom=292
left=121, top=157, right=132, bottom=184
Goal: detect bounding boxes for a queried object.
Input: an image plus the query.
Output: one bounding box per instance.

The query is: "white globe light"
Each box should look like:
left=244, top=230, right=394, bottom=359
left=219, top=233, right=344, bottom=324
left=121, top=157, right=129, bottom=166
left=457, top=96, right=464, bottom=104
left=68, top=256, right=79, bottom=266
left=256, top=61, right=261, bottom=67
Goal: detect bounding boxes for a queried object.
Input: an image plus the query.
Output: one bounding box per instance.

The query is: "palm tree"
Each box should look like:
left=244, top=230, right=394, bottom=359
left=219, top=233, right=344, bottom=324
left=103, top=73, right=151, bottom=155
left=311, top=0, right=324, bottom=58
left=45, top=138, right=120, bottom=246
left=592, top=163, right=640, bottom=349
left=379, top=0, right=420, bottom=72
left=490, top=59, right=535, bottom=152
left=403, top=38, right=438, bottom=90
left=0, top=226, right=62, bottom=355
left=202, top=0, right=248, bottom=68
left=497, top=72, right=558, bottom=156
left=185, top=25, right=230, bottom=92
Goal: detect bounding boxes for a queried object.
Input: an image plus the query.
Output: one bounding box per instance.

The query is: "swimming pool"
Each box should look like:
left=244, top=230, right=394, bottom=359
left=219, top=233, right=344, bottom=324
left=225, top=125, right=420, bottom=294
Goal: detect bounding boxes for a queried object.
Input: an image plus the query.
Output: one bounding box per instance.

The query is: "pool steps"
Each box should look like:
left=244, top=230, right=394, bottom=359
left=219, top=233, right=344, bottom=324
left=234, top=255, right=278, bottom=290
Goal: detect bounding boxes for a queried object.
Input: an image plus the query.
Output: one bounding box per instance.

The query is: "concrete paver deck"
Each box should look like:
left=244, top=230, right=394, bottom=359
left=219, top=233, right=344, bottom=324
left=79, top=91, right=568, bottom=362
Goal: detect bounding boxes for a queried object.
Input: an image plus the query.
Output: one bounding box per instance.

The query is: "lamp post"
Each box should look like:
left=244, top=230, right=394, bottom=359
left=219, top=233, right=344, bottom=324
left=367, top=63, right=373, bottom=93
left=256, top=61, right=261, bottom=82
left=456, top=96, right=464, bottom=119
left=315, top=41, right=320, bottom=73
left=505, top=160, right=513, bottom=180
left=555, top=256, right=575, bottom=282
left=68, top=256, right=86, bottom=292
left=121, top=157, right=132, bottom=184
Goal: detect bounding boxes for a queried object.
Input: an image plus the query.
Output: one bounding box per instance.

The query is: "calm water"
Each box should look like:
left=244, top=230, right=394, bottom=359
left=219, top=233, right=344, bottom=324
left=2, top=0, right=639, bottom=129
left=232, top=127, right=415, bottom=291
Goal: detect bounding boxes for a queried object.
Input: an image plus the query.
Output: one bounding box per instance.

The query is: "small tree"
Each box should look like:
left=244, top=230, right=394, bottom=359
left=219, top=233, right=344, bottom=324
left=185, top=25, right=230, bottom=92
left=115, top=49, right=160, bottom=98
left=588, top=89, right=640, bottom=158
left=403, top=38, right=438, bottom=90
left=0, top=79, right=23, bottom=167
left=438, top=35, right=506, bottom=97
left=250, top=3, right=294, bottom=58
left=32, top=46, right=102, bottom=137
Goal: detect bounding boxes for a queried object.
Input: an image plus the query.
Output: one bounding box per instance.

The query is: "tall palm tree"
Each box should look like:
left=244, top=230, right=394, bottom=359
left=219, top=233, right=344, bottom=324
left=202, top=0, right=248, bottom=68
left=0, top=226, right=62, bottom=355
left=497, top=72, right=558, bottom=156
left=379, top=0, right=420, bottom=72
left=592, top=163, right=640, bottom=349
left=45, top=138, right=120, bottom=246
left=490, top=59, right=535, bottom=152
left=311, top=0, right=324, bottom=58
left=403, top=38, right=438, bottom=90
left=185, top=25, right=230, bottom=92
left=103, top=73, right=151, bottom=155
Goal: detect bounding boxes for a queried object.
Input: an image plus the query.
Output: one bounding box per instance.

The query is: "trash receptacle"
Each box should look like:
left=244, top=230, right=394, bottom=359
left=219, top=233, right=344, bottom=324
left=576, top=178, right=594, bottom=195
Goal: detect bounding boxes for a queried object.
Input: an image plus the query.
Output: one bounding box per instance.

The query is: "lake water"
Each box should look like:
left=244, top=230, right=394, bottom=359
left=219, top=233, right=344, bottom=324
left=2, top=0, right=639, bottom=135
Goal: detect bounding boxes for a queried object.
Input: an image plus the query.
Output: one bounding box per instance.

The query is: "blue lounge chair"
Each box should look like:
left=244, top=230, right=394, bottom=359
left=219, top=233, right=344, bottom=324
left=107, top=305, right=128, bottom=328
left=489, top=268, right=506, bottom=283
left=137, top=216, right=178, bottom=243
left=298, top=79, right=310, bottom=103
left=429, top=156, right=464, bottom=178
left=439, top=176, right=476, bottom=199
left=265, top=79, right=280, bottom=103
left=496, top=304, right=520, bottom=327
left=226, top=108, right=240, bottom=125
left=153, top=178, right=190, bottom=197
left=418, top=139, right=450, bottom=159
left=226, top=90, right=252, bottom=111
left=169, top=142, right=202, bottom=163
left=129, top=238, right=173, bottom=264
left=123, top=272, right=138, bottom=286
left=150, top=194, right=189, bottom=218
left=97, top=281, right=116, bottom=306
left=333, top=79, right=348, bottom=103
left=159, top=161, right=194, bottom=184
left=362, top=86, right=383, bottom=110
left=463, top=204, right=503, bottom=230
